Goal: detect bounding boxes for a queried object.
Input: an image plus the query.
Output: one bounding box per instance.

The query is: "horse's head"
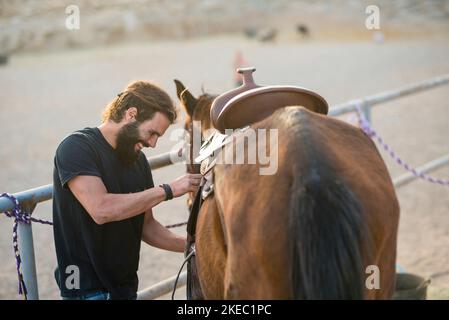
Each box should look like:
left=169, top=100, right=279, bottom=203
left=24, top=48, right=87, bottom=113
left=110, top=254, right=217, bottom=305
left=174, top=79, right=217, bottom=208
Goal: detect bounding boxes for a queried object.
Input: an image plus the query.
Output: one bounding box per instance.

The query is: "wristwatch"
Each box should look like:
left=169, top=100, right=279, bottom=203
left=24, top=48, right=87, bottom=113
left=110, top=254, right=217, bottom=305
left=159, top=183, right=173, bottom=201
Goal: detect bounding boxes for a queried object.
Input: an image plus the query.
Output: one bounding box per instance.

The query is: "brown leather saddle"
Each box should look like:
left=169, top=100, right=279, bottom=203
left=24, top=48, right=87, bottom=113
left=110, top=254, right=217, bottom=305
left=184, top=67, right=329, bottom=299
left=211, top=67, right=329, bottom=133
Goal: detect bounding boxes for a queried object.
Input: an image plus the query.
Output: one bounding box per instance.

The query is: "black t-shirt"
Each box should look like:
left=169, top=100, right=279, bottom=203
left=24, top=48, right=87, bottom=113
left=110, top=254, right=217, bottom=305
left=52, top=127, right=154, bottom=299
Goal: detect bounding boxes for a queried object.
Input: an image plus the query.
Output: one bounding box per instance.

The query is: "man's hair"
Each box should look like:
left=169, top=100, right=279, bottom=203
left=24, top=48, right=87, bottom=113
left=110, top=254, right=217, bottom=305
left=102, top=80, right=177, bottom=124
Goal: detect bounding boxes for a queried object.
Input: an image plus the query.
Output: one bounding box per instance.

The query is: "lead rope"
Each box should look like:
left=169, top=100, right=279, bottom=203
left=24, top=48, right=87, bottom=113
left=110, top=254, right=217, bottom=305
left=171, top=245, right=196, bottom=300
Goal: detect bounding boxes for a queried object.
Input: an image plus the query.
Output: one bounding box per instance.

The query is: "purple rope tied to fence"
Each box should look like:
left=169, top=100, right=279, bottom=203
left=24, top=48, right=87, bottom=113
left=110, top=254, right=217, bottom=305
left=0, top=193, right=53, bottom=300
left=0, top=192, right=187, bottom=299
left=355, top=103, right=449, bottom=186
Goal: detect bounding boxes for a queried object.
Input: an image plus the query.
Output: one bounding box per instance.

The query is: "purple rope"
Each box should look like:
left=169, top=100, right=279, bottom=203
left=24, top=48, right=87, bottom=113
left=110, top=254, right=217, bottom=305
left=0, top=193, right=53, bottom=300
left=355, top=104, right=449, bottom=186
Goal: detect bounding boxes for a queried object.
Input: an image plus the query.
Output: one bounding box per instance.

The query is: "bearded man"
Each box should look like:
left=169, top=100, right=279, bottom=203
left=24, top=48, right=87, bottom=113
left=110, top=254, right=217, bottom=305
left=52, top=80, right=201, bottom=300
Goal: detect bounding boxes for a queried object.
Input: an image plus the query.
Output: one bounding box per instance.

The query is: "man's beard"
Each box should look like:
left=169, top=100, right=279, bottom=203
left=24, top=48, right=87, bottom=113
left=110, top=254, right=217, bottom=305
left=115, top=121, right=148, bottom=167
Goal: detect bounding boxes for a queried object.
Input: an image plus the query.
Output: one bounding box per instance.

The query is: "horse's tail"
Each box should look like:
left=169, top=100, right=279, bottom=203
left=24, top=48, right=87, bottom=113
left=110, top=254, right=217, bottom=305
left=289, top=166, right=368, bottom=299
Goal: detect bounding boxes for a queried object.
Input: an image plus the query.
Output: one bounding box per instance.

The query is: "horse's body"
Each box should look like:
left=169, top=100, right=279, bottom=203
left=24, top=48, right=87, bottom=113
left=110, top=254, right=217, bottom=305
left=175, top=81, right=399, bottom=299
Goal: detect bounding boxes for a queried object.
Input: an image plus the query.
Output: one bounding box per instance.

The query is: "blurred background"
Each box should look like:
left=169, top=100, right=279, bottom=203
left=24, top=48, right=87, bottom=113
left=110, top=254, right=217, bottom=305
left=0, top=0, right=449, bottom=299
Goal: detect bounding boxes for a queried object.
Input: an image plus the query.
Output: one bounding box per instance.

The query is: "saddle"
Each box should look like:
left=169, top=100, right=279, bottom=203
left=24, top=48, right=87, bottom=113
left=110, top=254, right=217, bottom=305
left=195, top=67, right=329, bottom=173
left=211, top=67, right=329, bottom=133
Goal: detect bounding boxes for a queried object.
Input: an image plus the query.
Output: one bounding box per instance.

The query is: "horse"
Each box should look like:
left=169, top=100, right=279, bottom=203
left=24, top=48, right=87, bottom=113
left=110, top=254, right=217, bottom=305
left=174, top=79, right=400, bottom=299
left=174, top=80, right=217, bottom=210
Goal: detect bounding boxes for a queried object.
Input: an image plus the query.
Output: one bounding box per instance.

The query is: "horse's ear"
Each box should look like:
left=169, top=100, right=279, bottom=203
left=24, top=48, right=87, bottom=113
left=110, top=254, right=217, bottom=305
left=174, top=79, right=198, bottom=117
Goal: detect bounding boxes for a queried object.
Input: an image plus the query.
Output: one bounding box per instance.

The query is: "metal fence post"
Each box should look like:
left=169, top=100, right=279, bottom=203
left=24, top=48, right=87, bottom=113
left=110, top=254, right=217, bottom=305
left=18, top=203, right=39, bottom=300
left=361, top=102, right=372, bottom=125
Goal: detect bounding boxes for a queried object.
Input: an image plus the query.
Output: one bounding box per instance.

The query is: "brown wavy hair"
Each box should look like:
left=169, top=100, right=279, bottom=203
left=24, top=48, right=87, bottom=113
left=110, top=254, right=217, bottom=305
left=102, top=80, right=177, bottom=123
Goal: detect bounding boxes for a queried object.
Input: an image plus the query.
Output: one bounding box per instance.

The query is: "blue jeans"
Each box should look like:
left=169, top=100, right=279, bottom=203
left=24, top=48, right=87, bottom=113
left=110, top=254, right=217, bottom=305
left=62, top=291, right=110, bottom=300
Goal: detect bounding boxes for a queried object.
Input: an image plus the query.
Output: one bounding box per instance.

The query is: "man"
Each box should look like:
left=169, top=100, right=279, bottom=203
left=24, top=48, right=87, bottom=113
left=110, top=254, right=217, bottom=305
left=52, top=80, right=202, bottom=300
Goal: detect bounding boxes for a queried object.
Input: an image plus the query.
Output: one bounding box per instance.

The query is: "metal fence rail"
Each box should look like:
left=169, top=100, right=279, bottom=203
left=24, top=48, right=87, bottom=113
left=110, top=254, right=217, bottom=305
left=137, top=271, right=187, bottom=300
left=1, top=73, right=449, bottom=300
left=329, top=73, right=449, bottom=117
left=0, top=151, right=183, bottom=213
left=393, top=154, right=449, bottom=188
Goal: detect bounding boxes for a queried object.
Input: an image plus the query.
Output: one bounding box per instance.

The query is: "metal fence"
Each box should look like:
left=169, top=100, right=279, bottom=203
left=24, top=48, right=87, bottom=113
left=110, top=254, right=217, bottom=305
left=1, top=73, right=449, bottom=300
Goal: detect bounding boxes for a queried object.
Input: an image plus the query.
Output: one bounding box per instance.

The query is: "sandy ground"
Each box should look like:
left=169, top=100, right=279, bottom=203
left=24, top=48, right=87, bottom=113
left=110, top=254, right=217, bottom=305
left=1, top=33, right=449, bottom=299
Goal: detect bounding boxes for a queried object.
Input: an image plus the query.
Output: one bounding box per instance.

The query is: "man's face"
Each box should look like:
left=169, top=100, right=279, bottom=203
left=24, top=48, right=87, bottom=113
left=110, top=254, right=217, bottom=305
left=115, top=112, right=171, bottom=167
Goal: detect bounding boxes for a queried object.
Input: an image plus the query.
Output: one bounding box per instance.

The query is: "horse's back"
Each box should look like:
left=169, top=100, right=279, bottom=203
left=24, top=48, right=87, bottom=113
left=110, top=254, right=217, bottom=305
left=272, top=106, right=398, bottom=216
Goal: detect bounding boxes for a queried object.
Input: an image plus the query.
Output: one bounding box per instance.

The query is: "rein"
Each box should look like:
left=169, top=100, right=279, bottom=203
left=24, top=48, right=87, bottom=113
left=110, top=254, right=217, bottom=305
left=171, top=245, right=196, bottom=300
left=171, top=181, right=206, bottom=300
left=171, top=123, right=209, bottom=300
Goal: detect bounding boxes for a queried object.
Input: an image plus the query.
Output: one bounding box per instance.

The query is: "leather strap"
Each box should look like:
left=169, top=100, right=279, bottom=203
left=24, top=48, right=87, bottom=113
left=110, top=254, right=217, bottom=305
left=185, top=185, right=205, bottom=300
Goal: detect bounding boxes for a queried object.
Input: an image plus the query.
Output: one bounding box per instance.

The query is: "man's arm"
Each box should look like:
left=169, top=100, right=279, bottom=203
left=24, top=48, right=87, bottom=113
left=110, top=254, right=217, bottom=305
left=141, top=209, right=186, bottom=252
left=68, top=174, right=201, bottom=225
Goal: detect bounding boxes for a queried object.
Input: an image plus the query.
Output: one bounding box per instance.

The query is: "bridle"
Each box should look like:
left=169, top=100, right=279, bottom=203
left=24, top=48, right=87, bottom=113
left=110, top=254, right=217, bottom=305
left=188, top=122, right=201, bottom=172
left=172, top=119, right=205, bottom=300
left=185, top=120, right=203, bottom=212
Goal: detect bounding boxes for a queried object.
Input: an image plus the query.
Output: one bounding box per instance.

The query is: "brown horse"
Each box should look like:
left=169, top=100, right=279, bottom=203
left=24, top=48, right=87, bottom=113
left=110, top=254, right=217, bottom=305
left=175, top=80, right=400, bottom=299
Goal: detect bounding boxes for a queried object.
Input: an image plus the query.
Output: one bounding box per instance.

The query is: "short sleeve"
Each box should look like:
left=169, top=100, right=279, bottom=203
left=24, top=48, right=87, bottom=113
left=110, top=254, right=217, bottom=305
left=55, top=134, right=101, bottom=189
left=139, top=152, right=154, bottom=189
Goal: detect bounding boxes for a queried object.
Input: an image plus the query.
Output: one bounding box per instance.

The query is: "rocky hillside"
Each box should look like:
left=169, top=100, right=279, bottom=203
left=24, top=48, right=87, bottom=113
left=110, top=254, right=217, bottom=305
left=1, top=0, right=448, bottom=54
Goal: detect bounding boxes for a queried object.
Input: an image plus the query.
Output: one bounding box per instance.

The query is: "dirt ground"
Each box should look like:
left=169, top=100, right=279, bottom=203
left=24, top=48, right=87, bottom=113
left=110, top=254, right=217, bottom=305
left=1, top=33, right=449, bottom=299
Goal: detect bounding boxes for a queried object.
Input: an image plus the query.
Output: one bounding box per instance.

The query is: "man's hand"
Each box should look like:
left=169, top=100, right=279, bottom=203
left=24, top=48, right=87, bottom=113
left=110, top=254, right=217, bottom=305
left=169, top=173, right=202, bottom=198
